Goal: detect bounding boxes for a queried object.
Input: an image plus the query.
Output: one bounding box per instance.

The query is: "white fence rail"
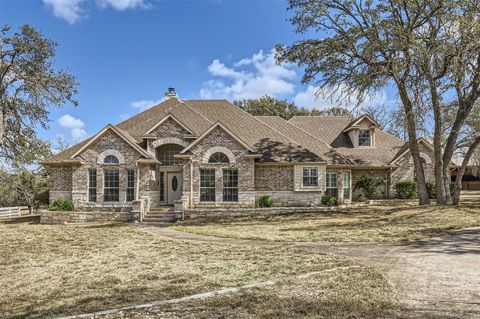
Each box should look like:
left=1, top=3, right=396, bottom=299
left=0, top=206, right=29, bottom=218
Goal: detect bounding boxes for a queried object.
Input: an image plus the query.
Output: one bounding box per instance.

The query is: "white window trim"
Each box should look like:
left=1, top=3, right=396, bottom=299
left=202, top=146, right=236, bottom=164
left=294, top=164, right=325, bottom=192
left=358, top=129, right=372, bottom=148
left=302, top=167, right=319, bottom=188
left=97, top=149, right=125, bottom=165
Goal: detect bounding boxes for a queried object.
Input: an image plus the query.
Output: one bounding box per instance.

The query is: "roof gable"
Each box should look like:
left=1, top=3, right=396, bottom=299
left=342, top=114, right=381, bottom=132
left=71, top=124, right=154, bottom=160
left=181, top=122, right=255, bottom=154
left=145, top=114, right=194, bottom=135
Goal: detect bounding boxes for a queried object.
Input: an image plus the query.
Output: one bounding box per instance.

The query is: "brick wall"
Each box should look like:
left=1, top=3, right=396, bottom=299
left=48, top=165, right=73, bottom=202
left=68, top=130, right=141, bottom=209
left=185, top=126, right=255, bottom=208
left=255, top=165, right=294, bottom=191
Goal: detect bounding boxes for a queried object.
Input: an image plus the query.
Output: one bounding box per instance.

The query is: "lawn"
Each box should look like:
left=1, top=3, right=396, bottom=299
left=173, top=202, right=480, bottom=242
left=0, top=221, right=395, bottom=318
left=99, top=267, right=398, bottom=319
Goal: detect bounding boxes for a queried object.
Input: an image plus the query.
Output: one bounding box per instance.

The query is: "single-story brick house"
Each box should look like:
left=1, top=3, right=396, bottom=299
left=44, top=88, right=435, bottom=211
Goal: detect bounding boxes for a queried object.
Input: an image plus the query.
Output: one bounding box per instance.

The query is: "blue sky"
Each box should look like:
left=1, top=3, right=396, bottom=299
left=1, top=0, right=390, bottom=147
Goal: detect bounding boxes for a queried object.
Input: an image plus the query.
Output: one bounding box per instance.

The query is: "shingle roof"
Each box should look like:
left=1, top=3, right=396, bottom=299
left=45, top=98, right=407, bottom=165
left=255, top=116, right=351, bottom=164
left=289, top=116, right=407, bottom=166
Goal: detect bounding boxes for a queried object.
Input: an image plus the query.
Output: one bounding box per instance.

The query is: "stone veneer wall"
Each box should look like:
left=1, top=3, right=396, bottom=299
left=389, top=143, right=435, bottom=197
left=48, top=165, right=73, bottom=203
left=40, top=211, right=139, bottom=224
left=146, top=117, right=190, bottom=157
left=183, top=126, right=255, bottom=208
left=70, top=130, right=141, bottom=209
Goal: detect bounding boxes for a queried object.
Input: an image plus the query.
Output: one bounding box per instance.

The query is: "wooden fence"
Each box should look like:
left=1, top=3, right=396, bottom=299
left=0, top=206, right=29, bottom=218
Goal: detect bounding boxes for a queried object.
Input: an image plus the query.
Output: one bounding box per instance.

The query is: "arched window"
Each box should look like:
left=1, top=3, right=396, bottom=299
left=104, top=155, right=119, bottom=164
left=156, top=144, right=184, bottom=166
left=209, top=152, right=230, bottom=163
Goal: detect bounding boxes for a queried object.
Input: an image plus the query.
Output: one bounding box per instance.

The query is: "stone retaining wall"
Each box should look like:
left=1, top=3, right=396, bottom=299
left=40, top=211, right=139, bottom=225
left=178, top=205, right=345, bottom=219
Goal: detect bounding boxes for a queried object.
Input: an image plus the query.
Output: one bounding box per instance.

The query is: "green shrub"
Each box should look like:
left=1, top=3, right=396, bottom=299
left=426, top=182, right=436, bottom=199
left=258, top=195, right=273, bottom=208
left=354, top=173, right=385, bottom=200
left=50, top=197, right=75, bottom=211
left=34, top=189, right=50, bottom=208
left=321, top=193, right=338, bottom=206
left=395, top=180, right=417, bottom=199
left=426, top=182, right=456, bottom=199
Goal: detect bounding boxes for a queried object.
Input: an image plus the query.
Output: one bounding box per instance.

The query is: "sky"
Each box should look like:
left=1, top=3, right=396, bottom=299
left=1, top=0, right=392, bottom=147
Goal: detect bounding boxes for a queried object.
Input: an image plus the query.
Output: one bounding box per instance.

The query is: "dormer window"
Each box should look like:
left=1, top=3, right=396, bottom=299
left=358, top=130, right=371, bottom=147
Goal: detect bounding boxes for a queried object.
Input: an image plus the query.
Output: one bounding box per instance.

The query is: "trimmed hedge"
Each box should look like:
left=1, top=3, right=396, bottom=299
left=395, top=180, right=417, bottom=199
left=50, top=197, right=75, bottom=211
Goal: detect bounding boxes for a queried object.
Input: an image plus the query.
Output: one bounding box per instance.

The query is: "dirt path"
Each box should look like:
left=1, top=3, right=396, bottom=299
left=141, top=225, right=480, bottom=319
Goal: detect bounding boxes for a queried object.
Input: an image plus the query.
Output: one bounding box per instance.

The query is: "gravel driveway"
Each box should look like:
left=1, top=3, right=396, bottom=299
left=295, top=227, right=480, bottom=319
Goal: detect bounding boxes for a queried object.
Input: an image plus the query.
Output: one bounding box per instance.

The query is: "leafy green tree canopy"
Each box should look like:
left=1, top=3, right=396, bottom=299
left=234, top=95, right=351, bottom=120
left=0, top=24, right=78, bottom=164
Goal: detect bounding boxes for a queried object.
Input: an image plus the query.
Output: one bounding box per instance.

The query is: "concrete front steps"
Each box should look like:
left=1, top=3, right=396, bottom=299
left=142, top=207, right=177, bottom=226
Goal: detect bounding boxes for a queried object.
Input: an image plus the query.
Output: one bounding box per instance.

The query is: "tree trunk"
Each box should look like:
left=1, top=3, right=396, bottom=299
left=430, top=92, right=447, bottom=204
left=452, top=136, right=480, bottom=205
left=396, top=82, right=430, bottom=205
left=0, top=109, right=4, bottom=146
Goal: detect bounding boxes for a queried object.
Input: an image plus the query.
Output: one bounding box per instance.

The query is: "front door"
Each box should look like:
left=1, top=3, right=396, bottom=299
left=167, top=172, right=183, bottom=205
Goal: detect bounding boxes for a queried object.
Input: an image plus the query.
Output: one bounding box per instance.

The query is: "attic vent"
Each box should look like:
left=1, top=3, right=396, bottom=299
left=165, top=87, right=178, bottom=99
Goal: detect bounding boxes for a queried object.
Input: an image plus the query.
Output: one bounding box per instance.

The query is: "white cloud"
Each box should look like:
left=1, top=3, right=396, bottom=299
left=200, top=49, right=297, bottom=100
left=44, top=0, right=149, bottom=23
left=293, top=85, right=388, bottom=110
left=130, top=98, right=163, bottom=112
left=96, top=0, right=149, bottom=10
left=58, top=114, right=87, bottom=142
left=58, top=114, right=85, bottom=129
left=70, top=127, right=88, bottom=141
left=43, top=0, right=85, bottom=24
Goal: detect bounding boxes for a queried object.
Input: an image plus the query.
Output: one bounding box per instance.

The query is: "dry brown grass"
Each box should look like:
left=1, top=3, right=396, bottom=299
left=0, top=221, right=365, bottom=318
left=99, top=266, right=398, bottom=319
left=173, top=202, right=480, bottom=242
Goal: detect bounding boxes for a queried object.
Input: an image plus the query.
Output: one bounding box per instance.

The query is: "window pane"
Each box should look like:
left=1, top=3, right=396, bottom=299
left=104, top=155, right=119, bottom=164
left=302, top=167, right=318, bottom=186
left=88, top=169, right=97, bottom=202
left=126, top=169, right=135, bottom=202
left=209, top=152, right=230, bottom=163
left=104, top=169, right=119, bottom=202
left=343, top=172, right=350, bottom=200
left=160, top=172, right=165, bottom=202
left=326, top=172, right=338, bottom=198
left=200, top=169, right=215, bottom=202
left=359, top=130, right=371, bottom=146
left=156, top=144, right=184, bottom=166
left=223, top=169, right=238, bottom=202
